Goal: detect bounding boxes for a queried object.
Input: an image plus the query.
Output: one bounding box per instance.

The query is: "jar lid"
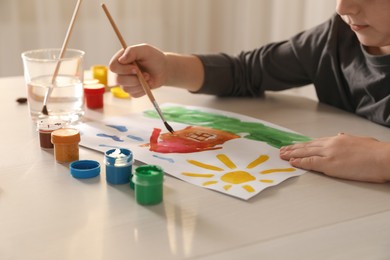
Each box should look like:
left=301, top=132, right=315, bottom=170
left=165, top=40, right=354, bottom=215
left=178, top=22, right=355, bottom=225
left=37, top=119, right=64, bottom=132
left=110, top=86, right=130, bottom=99
left=70, top=160, right=100, bottom=179
left=51, top=128, right=80, bottom=144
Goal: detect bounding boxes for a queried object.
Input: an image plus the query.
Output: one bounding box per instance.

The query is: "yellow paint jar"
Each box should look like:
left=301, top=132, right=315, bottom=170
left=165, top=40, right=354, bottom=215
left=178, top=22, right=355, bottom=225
left=51, top=128, right=81, bottom=163
left=91, top=65, right=108, bottom=86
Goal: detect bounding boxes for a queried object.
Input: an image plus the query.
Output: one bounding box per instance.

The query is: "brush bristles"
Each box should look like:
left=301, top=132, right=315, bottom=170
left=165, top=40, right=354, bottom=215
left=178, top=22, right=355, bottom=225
left=164, top=121, right=174, bottom=134
left=41, top=105, right=49, bottom=115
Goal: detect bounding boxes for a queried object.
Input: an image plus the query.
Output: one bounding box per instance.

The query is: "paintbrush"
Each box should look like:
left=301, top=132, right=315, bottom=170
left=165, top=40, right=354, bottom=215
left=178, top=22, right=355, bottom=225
left=41, top=0, right=83, bottom=115
left=101, top=3, right=174, bottom=134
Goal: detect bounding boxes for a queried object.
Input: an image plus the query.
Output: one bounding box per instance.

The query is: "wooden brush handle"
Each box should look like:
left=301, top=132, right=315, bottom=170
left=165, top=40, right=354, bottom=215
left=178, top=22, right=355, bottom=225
left=51, top=0, right=82, bottom=85
left=102, top=3, right=156, bottom=103
left=134, top=64, right=156, bottom=102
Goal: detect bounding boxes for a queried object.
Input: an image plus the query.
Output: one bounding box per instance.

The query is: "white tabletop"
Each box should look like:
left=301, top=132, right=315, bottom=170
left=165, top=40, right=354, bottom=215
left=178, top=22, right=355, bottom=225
left=1, top=76, right=389, bottom=260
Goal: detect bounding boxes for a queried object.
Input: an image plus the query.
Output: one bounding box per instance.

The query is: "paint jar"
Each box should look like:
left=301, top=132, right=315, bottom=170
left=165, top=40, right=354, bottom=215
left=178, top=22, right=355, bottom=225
left=51, top=128, right=81, bottom=163
left=104, top=148, right=133, bottom=185
left=37, top=119, right=64, bottom=149
left=84, top=83, right=105, bottom=109
left=132, top=165, right=164, bottom=205
left=91, top=65, right=108, bottom=86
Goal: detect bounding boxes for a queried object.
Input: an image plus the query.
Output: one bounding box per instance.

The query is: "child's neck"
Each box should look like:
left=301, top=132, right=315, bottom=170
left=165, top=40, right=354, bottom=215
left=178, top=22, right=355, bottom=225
left=366, top=45, right=390, bottom=56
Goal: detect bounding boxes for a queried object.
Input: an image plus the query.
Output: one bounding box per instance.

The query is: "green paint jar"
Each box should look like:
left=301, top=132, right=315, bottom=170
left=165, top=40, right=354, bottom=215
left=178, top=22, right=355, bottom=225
left=132, top=165, right=164, bottom=205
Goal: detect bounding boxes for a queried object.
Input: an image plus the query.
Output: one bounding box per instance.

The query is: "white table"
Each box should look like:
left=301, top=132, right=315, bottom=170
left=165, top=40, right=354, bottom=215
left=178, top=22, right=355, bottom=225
left=1, top=76, right=389, bottom=260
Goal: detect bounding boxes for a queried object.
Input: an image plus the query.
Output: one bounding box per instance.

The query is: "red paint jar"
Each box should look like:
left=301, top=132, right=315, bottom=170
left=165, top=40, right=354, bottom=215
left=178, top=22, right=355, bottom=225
left=84, top=83, right=105, bottom=109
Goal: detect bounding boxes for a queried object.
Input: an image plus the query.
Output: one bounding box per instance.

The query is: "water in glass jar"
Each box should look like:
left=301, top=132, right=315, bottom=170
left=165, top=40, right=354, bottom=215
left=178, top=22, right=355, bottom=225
left=27, top=74, right=84, bottom=122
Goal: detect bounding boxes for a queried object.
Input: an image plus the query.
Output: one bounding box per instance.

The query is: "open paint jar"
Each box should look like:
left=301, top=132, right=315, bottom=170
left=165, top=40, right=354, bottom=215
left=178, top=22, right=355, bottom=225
left=104, top=148, right=133, bottom=185
left=37, top=119, right=64, bottom=149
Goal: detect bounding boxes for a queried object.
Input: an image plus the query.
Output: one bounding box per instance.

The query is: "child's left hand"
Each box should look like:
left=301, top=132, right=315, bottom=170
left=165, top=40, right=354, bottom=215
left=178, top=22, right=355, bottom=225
left=280, top=133, right=390, bottom=183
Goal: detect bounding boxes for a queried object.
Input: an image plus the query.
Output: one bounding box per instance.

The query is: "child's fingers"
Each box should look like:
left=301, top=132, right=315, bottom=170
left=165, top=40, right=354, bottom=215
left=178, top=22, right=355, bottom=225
left=288, top=156, right=326, bottom=173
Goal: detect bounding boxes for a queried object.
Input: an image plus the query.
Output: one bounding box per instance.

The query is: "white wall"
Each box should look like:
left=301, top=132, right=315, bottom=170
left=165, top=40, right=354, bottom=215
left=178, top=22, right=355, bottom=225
left=1, top=0, right=335, bottom=99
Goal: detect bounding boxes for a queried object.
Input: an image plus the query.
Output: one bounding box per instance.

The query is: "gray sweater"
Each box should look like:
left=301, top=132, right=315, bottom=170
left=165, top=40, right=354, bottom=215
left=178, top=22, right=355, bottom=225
left=196, top=14, right=390, bottom=127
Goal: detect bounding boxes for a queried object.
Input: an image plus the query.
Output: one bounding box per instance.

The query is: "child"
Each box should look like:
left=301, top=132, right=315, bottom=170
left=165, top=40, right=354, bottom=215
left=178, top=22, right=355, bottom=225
left=109, top=0, right=390, bottom=183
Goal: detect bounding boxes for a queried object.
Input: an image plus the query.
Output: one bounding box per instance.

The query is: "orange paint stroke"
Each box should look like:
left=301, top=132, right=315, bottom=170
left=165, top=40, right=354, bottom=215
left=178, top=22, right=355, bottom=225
left=203, top=181, right=218, bottom=186
left=221, top=171, right=256, bottom=184
left=246, top=155, right=269, bottom=169
left=224, top=185, right=232, bottom=191
left=260, top=179, right=274, bottom=183
left=148, top=126, right=240, bottom=154
left=217, top=154, right=237, bottom=169
left=182, top=172, right=214, bottom=178
left=187, top=159, right=224, bottom=171
left=242, top=185, right=255, bottom=193
left=260, top=168, right=296, bottom=174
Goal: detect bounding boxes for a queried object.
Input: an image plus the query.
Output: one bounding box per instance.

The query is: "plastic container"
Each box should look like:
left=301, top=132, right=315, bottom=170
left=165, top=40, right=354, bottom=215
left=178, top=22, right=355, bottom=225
left=104, top=148, right=133, bottom=185
left=132, top=165, right=164, bottom=205
left=37, top=119, right=64, bottom=149
left=84, top=83, right=105, bottom=109
left=51, top=128, right=81, bottom=163
left=70, top=160, right=100, bottom=179
left=91, top=65, right=108, bottom=86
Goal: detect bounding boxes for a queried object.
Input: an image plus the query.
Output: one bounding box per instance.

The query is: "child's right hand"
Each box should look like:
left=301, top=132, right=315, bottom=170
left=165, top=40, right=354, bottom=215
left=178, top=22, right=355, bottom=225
left=109, top=44, right=168, bottom=98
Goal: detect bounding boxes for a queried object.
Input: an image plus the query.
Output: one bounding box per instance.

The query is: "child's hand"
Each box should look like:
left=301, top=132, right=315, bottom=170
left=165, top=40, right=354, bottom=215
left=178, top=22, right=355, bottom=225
left=109, top=44, right=168, bottom=97
left=280, top=133, right=390, bottom=183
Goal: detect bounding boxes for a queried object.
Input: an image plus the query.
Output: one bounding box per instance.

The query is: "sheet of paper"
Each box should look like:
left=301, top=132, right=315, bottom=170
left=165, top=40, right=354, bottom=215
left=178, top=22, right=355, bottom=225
left=76, top=103, right=310, bottom=200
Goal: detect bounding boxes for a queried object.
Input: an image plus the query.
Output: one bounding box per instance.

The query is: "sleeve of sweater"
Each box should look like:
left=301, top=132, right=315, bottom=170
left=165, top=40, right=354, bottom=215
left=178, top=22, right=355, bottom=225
left=194, top=14, right=336, bottom=97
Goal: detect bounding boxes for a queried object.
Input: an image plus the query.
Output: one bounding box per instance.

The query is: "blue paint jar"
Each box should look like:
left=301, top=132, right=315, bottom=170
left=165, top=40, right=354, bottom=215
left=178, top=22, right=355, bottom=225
left=104, top=148, right=133, bottom=185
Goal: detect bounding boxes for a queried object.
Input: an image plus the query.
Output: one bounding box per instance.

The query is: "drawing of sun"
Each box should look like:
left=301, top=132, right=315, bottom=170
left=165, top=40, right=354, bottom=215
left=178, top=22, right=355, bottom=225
left=182, top=154, right=296, bottom=193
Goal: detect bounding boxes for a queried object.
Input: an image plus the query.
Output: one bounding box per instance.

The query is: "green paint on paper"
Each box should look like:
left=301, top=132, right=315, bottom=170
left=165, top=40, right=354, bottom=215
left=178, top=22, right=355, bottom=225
left=144, top=106, right=310, bottom=148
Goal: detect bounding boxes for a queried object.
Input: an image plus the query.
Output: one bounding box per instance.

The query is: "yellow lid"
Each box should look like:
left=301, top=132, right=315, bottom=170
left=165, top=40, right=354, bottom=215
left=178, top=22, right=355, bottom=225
left=51, top=128, right=80, bottom=144
left=111, top=86, right=131, bottom=99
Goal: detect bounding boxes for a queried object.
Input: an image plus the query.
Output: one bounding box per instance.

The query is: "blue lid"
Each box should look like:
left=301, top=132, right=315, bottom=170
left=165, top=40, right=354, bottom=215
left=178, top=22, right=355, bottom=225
left=70, top=160, right=100, bottom=179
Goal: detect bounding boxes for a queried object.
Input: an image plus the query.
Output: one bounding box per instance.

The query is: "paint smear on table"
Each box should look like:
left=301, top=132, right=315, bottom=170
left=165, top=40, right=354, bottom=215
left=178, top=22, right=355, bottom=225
left=76, top=103, right=310, bottom=200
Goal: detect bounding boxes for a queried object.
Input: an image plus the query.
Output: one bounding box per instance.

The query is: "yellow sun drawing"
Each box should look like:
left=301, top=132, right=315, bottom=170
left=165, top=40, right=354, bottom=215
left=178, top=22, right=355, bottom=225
left=182, top=154, right=296, bottom=193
